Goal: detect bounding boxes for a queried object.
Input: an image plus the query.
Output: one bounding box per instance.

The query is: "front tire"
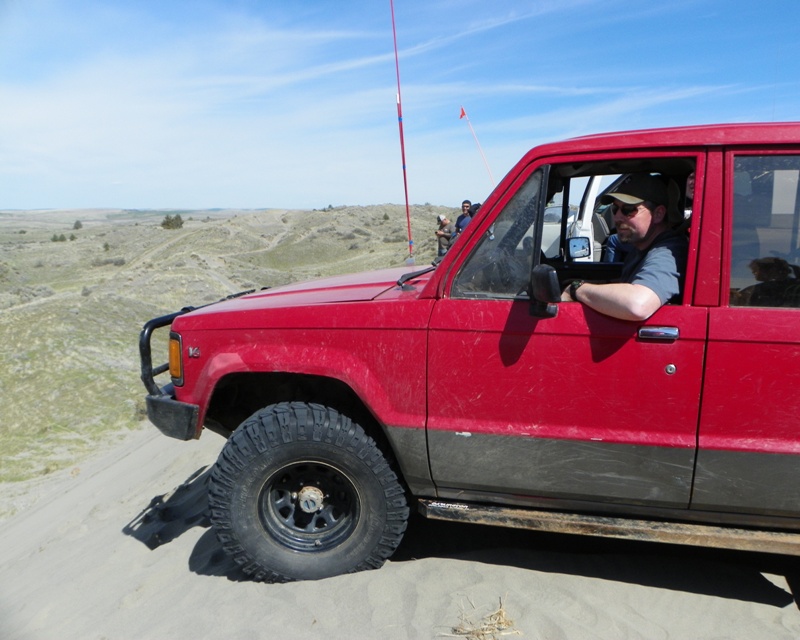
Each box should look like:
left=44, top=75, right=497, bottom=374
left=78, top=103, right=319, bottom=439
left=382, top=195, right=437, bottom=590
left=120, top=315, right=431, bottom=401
left=208, top=402, right=409, bottom=582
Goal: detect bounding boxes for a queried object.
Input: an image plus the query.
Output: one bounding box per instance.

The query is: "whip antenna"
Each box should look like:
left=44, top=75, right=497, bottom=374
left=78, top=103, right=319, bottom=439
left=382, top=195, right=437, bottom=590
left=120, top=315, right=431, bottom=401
left=460, top=106, right=495, bottom=187
left=390, top=0, right=414, bottom=265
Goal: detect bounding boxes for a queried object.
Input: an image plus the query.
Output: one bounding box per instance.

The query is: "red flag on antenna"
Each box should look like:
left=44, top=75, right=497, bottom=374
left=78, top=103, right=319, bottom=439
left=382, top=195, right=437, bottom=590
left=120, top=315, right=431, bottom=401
left=459, top=106, right=466, bottom=119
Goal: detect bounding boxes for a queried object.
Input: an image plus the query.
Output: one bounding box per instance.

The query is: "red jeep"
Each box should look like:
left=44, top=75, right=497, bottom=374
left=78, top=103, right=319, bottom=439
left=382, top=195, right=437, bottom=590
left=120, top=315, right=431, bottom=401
left=140, top=123, right=800, bottom=582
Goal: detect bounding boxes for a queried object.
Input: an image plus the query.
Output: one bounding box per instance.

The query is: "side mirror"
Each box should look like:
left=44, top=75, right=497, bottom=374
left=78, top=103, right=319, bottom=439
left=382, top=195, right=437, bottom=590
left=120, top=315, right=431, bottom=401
left=529, top=264, right=560, bottom=318
left=567, top=237, right=591, bottom=260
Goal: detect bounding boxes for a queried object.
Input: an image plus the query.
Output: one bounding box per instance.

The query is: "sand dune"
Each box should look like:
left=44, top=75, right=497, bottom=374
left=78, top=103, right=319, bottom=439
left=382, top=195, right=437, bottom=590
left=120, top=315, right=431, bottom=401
left=2, top=424, right=800, bottom=639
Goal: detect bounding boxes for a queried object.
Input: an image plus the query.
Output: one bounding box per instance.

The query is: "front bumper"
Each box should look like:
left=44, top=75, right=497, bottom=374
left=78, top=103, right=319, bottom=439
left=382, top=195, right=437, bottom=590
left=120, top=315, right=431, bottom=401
left=140, top=309, right=200, bottom=440
left=145, top=387, right=201, bottom=441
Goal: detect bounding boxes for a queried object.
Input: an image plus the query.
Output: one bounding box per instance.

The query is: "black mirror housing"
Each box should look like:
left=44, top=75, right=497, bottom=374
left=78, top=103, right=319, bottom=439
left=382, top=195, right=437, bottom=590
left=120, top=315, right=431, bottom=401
left=529, top=264, right=560, bottom=318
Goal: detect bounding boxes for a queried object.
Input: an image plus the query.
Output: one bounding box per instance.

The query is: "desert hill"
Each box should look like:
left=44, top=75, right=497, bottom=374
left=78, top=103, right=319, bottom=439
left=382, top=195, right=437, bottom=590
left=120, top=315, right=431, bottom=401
left=0, top=204, right=451, bottom=496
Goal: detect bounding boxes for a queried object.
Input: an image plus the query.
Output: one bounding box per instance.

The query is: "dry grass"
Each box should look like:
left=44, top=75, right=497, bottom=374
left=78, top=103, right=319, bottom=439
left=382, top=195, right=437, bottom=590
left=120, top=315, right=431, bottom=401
left=442, top=597, right=521, bottom=640
left=0, top=204, right=453, bottom=489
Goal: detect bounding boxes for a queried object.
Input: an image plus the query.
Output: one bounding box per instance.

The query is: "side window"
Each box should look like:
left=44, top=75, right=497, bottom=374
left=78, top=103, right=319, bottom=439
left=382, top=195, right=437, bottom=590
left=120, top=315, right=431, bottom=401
left=729, top=155, right=800, bottom=308
left=451, top=169, right=543, bottom=299
left=544, top=159, right=695, bottom=289
left=450, top=157, right=696, bottom=300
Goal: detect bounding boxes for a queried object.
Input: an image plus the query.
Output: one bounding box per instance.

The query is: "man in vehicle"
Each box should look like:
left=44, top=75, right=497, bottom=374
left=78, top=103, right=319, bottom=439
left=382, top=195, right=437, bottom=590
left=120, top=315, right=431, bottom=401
left=562, top=173, right=688, bottom=321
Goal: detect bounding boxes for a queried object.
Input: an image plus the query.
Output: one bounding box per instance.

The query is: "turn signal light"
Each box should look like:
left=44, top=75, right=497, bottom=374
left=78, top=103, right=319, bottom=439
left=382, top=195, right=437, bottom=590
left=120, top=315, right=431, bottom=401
left=168, top=333, right=183, bottom=385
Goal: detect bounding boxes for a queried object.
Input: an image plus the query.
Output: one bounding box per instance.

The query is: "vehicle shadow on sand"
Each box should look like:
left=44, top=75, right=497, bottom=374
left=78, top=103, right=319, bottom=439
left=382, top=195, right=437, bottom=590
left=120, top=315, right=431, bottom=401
left=122, top=466, right=249, bottom=582
left=395, top=512, right=799, bottom=608
left=122, top=465, right=800, bottom=606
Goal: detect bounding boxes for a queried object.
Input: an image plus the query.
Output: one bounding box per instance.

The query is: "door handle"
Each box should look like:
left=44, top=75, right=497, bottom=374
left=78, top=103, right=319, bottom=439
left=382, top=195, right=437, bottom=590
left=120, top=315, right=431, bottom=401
left=638, top=326, right=679, bottom=341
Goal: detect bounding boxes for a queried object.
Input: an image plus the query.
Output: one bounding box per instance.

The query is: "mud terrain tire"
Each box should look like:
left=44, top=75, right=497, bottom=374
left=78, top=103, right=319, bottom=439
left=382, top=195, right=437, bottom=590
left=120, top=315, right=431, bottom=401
left=208, top=402, right=409, bottom=582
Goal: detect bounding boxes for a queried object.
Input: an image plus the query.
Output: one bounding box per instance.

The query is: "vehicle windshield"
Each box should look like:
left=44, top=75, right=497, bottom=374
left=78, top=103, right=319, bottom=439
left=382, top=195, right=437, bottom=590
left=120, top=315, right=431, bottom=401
left=451, top=170, right=543, bottom=299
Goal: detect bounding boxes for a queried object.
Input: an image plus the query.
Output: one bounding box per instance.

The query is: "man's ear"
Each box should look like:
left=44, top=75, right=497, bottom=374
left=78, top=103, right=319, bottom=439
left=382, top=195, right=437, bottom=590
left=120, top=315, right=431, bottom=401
left=653, top=204, right=668, bottom=224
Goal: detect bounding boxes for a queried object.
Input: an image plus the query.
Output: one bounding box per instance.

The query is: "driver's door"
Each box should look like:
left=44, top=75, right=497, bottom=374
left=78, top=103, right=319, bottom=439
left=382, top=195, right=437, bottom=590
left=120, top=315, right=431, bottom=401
left=426, top=161, right=706, bottom=509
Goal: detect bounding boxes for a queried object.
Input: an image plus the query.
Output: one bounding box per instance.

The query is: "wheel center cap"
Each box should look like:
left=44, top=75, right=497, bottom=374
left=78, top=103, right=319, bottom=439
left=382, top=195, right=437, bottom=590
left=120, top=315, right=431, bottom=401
left=297, top=486, right=325, bottom=513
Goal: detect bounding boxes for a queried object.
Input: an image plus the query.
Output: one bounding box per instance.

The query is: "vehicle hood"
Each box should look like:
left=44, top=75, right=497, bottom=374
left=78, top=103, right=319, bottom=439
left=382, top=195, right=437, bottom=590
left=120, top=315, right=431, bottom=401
left=182, top=266, right=428, bottom=321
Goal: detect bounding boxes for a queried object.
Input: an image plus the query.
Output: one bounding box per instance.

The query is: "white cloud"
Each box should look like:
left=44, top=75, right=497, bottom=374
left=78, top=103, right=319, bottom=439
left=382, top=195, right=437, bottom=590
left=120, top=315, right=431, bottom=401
left=1, top=0, right=799, bottom=209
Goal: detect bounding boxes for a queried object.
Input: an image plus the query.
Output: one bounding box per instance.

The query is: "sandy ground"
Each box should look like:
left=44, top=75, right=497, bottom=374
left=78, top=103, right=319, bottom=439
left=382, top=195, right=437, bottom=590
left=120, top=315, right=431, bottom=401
left=2, top=425, right=800, bottom=640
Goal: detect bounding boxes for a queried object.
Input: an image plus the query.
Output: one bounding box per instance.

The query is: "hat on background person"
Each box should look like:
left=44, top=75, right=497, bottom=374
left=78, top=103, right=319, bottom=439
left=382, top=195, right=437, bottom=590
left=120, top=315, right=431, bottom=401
left=437, top=214, right=446, bottom=223
left=600, top=174, right=668, bottom=207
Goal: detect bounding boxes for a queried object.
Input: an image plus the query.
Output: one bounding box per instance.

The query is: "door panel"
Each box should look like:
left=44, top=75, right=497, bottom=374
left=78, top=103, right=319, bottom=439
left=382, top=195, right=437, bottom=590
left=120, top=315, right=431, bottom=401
left=427, top=300, right=707, bottom=507
left=694, top=307, right=800, bottom=515
left=693, top=153, right=800, bottom=517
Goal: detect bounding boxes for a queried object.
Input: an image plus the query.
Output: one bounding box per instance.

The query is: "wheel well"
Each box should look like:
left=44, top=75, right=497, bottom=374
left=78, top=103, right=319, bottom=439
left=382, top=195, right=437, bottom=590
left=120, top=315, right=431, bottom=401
left=204, top=372, right=393, bottom=457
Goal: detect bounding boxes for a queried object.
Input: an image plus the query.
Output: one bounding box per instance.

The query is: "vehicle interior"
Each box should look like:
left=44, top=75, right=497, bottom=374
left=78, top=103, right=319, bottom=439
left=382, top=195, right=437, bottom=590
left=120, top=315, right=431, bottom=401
left=451, top=157, right=696, bottom=301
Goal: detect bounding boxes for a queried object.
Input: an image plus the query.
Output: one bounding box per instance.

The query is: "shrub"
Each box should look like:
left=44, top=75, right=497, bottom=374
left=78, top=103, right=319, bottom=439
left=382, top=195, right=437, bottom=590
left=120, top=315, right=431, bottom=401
left=161, top=214, right=184, bottom=230
left=91, top=257, right=126, bottom=267
left=73, top=220, right=83, bottom=230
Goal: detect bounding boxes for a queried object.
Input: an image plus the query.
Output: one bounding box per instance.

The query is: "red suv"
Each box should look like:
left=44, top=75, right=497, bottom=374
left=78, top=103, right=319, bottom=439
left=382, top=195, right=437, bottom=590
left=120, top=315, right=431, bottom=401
left=140, top=123, right=800, bottom=582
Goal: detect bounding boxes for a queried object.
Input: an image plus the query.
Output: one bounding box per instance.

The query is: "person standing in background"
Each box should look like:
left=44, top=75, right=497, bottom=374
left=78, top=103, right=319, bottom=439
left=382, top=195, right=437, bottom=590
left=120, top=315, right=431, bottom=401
left=435, top=214, right=455, bottom=257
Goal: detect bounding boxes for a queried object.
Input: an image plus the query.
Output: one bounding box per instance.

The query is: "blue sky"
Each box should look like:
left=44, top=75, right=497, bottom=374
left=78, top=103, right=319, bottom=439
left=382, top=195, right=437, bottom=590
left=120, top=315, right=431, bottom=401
left=1, top=0, right=799, bottom=210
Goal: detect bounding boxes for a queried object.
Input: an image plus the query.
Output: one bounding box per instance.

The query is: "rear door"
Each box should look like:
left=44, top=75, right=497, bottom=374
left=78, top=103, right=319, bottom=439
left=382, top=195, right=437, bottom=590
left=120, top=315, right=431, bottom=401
left=427, top=152, right=707, bottom=509
left=694, top=150, right=800, bottom=517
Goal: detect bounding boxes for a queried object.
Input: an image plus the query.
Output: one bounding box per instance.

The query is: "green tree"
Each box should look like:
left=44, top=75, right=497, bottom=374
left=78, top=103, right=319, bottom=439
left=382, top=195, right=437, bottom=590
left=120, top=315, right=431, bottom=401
left=161, top=214, right=184, bottom=229
left=73, top=220, right=83, bottom=230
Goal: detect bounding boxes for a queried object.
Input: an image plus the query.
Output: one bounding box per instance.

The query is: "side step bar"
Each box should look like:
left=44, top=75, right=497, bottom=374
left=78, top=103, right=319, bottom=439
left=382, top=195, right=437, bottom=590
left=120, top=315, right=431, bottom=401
left=418, top=499, right=800, bottom=556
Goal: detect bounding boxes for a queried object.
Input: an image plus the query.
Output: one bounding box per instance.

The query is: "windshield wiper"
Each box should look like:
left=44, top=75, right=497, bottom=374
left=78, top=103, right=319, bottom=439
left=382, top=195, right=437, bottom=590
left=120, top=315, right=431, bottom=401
left=396, top=266, right=436, bottom=288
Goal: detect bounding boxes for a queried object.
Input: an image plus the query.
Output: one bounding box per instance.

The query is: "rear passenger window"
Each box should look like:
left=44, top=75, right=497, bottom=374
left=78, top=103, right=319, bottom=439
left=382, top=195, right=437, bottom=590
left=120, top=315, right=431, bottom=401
left=730, top=155, right=800, bottom=308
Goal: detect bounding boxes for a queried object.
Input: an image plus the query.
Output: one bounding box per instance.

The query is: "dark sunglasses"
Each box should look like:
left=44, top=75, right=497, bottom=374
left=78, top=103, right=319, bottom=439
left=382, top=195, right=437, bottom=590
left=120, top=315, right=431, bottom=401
left=612, top=202, right=642, bottom=217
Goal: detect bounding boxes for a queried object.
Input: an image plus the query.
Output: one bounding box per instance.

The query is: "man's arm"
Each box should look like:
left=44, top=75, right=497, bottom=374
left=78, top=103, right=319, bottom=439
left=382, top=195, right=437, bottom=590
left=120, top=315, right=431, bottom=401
left=562, top=281, right=662, bottom=321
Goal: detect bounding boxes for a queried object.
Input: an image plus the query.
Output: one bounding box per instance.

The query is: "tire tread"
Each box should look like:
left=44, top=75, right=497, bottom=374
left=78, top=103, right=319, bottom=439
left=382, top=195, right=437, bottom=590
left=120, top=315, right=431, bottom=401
left=208, top=401, right=409, bottom=582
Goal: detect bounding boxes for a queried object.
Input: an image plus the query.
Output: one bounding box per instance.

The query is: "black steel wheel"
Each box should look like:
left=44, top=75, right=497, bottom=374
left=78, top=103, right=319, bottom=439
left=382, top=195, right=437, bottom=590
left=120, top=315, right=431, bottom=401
left=259, top=460, right=358, bottom=552
left=208, top=402, right=409, bottom=582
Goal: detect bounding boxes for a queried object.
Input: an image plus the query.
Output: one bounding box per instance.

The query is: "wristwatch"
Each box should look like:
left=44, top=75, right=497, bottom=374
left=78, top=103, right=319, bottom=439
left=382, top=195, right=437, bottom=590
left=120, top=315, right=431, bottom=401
left=569, top=279, right=585, bottom=300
